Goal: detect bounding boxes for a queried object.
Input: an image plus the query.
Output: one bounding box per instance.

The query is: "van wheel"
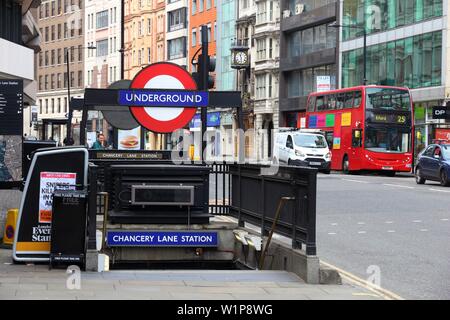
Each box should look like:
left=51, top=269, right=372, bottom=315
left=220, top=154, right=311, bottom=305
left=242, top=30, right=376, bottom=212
left=342, top=156, right=350, bottom=174
left=415, top=168, right=426, bottom=184
left=440, top=170, right=450, bottom=186
left=288, top=159, right=292, bottom=166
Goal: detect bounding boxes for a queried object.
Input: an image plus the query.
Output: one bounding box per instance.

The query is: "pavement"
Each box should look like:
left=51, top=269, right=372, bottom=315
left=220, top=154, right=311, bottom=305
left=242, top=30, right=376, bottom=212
left=315, top=172, right=450, bottom=300
left=0, top=249, right=384, bottom=300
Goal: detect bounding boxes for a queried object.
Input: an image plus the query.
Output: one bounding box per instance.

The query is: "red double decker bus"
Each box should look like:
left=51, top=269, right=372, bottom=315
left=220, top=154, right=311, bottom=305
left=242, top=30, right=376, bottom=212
left=305, top=85, right=414, bottom=174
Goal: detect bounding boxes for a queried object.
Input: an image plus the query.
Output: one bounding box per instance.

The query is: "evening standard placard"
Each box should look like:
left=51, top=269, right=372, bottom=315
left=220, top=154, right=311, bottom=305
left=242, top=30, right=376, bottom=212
left=39, top=172, right=76, bottom=223
left=107, top=231, right=219, bottom=247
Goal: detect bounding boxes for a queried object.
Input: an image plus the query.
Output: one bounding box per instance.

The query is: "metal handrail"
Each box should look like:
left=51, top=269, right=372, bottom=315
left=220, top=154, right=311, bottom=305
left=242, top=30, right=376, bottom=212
left=258, top=196, right=295, bottom=270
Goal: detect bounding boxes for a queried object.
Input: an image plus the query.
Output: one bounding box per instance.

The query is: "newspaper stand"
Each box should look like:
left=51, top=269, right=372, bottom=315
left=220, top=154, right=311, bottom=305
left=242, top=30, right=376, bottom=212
left=49, top=190, right=88, bottom=270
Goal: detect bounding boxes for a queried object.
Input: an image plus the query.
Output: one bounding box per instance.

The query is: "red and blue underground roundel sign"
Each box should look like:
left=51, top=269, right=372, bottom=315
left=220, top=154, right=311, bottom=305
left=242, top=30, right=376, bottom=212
left=129, top=63, right=199, bottom=133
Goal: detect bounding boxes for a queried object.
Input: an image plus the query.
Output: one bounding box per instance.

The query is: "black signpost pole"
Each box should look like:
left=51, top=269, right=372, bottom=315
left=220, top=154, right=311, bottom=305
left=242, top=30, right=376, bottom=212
left=66, top=49, right=73, bottom=145
left=200, top=25, right=208, bottom=163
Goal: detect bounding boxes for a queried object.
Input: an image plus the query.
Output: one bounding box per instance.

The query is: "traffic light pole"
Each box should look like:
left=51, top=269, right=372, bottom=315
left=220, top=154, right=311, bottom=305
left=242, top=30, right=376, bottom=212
left=200, top=25, right=208, bottom=162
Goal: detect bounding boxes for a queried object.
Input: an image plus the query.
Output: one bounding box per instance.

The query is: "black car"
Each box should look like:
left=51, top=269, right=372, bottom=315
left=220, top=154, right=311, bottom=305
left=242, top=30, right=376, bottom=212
left=415, top=144, right=450, bottom=186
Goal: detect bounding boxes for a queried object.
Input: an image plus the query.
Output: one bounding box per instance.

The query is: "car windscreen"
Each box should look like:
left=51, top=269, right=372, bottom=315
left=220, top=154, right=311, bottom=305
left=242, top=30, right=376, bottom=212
left=442, top=146, right=450, bottom=160
left=294, top=134, right=327, bottom=148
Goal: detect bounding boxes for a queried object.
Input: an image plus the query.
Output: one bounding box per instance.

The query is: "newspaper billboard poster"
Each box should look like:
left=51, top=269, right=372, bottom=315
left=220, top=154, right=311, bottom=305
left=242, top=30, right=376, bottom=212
left=38, top=172, right=77, bottom=223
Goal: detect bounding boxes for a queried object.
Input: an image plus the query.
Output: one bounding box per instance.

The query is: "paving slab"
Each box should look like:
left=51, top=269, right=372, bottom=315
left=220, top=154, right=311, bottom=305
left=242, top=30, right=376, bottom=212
left=0, top=248, right=386, bottom=300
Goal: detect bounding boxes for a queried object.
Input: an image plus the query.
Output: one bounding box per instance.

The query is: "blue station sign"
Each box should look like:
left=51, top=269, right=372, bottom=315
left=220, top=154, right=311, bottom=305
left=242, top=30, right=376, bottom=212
left=106, top=231, right=219, bottom=247
left=118, top=90, right=209, bottom=107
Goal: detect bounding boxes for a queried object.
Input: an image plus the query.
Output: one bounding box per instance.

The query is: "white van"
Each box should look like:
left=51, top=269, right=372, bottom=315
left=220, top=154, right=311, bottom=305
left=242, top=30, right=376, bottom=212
left=273, top=129, right=332, bottom=173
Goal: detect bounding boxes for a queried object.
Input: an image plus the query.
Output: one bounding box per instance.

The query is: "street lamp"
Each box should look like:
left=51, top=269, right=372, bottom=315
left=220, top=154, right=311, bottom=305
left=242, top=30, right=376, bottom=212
left=328, top=21, right=367, bottom=86
left=65, top=45, right=96, bottom=145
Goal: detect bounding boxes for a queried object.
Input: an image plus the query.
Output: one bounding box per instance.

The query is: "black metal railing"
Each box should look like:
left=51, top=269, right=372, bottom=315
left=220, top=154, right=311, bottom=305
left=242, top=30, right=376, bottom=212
left=86, top=158, right=317, bottom=256
left=229, top=164, right=317, bottom=255
left=207, top=162, right=232, bottom=215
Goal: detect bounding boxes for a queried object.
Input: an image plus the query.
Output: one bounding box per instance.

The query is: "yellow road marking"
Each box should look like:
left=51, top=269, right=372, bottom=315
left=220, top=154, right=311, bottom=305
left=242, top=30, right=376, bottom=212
left=321, top=260, right=404, bottom=300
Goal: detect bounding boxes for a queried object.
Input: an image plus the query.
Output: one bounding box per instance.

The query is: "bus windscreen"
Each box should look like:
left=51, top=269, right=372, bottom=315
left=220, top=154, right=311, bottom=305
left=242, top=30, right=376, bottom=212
left=366, top=88, right=411, bottom=111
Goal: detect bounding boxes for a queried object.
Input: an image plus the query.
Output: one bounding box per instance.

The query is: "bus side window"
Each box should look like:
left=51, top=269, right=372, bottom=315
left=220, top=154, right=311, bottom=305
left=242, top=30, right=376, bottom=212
left=307, top=96, right=316, bottom=112
left=345, top=92, right=354, bottom=109
left=337, top=93, right=345, bottom=109
left=328, top=94, right=336, bottom=110
left=316, top=96, right=325, bottom=111
left=352, top=129, right=362, bottom=147
left=353, top=91, right=362, bottom=108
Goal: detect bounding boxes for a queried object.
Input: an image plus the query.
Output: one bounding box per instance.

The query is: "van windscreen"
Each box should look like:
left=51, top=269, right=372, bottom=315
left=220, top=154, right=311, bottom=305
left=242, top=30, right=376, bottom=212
left=294, top=135, right=327, bottom=148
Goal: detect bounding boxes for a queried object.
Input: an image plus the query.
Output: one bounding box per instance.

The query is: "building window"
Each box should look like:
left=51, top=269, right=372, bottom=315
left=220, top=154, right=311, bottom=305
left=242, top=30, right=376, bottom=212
left=39, top=52, right=43, bottom=67
left=96, top=10, right=108, bottom=29
left=78, top=71, right=82, bottom=87
left=70, top=20, right=75, bottom=37
left=45, top=75, right=48, bottom=90
left=287, top=65, right=336, bottom=98
left=257, top=39, right=266, bottom=60
left=192, top=29, right=196, bottom=47
left=168, top=8, right=186, bottom=32
left=57, top=73, right=62, bottom=88
left=96, top=39, right=108, bottom=57
left=148, top=18, right=151, bottom=34
left=39, top=76, right=42, bottom=90
left=168, top=37, right=186, bottom=60
left=64, top=22, right=68, bottom=38
left=207, top=0, right=211, bottom=10
left=70, top=72, right=75, bottom=87
left=51, top=50, right=55, bottom=65
left=342, top=31, right=442, bottom=89
left=192, top=0, right=197, bottom=15
left=199, top=0, right=203, bottom=12
left=207, top=24, right=211, bottom=42
left=342, top=0, right=443, bottom=41
left=256, top=74, right=266, bottom=99
left=257, top=2, right=266, bottom=24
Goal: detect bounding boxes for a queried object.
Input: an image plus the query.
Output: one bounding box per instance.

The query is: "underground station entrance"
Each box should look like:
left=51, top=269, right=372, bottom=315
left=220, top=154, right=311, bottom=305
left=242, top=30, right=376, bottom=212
left=11, top=63, right=321, bottom=283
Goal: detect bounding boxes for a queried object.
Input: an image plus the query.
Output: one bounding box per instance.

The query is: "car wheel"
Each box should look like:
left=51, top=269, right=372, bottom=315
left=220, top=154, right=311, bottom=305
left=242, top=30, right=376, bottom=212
left=440, top=170, right=450, bottom=187
left=342, top=156, right=350, bottom=174
left=415, top=168, right=426, bottom=184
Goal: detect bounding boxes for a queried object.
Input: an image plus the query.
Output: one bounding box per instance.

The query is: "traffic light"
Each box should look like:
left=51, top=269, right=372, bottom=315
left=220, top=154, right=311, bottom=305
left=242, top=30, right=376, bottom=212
left=194, top=54, right=216, bottom=90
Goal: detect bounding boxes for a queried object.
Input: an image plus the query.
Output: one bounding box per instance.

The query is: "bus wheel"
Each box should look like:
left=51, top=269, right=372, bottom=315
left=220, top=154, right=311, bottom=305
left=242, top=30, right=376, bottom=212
left=342, top=156, right=350, bottom=174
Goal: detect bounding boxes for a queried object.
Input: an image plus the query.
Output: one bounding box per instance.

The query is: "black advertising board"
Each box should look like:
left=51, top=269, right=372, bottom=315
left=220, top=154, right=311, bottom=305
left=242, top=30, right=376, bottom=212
left=0, top=80, right=23, bottom=135
left=22, top=140, right=57, bottom=180
left=13, top=147, right=88, bottom=262
left=50, top=190, right=88, bottom=268
left=432, top=106, right=450, bottom=120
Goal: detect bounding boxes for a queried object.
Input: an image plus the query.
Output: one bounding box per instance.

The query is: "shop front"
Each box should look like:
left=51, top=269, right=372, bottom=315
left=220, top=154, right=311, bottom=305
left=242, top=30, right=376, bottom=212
left=189, top=112, right=221, bottom=160
left=414, top=101, right=450, bottom=158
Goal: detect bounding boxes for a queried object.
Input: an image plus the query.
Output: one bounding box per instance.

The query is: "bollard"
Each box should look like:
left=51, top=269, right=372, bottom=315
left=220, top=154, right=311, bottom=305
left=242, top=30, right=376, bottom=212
left=2, top=209, right=19, bottom=246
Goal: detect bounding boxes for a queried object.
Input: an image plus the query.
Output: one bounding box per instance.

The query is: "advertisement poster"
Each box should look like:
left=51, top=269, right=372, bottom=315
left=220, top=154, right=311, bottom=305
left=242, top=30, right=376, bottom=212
left=118, top=127, right=141, bottom=150
left=316, top=76, right=331, bottom=93
left=86, top=132, right=97, bottom=148
left=0, top=135, right=22, bottom=182
left=435, top=129, right=450, bottom=143
left=39, top=172, right=76, bottom=223
left=341, top=112, right=352, bottom=126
